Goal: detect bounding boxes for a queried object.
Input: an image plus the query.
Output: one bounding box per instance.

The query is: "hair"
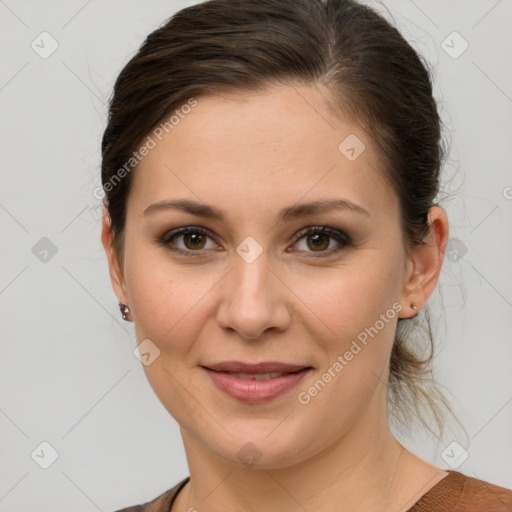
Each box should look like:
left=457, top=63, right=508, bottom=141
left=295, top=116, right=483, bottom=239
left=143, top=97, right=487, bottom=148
left=101, top=0, right=455, bottom=437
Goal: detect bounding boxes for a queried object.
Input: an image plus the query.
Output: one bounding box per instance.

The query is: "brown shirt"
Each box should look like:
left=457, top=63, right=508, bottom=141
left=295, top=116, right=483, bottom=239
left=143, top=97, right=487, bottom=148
left=113, top=470, right=512, bottom=512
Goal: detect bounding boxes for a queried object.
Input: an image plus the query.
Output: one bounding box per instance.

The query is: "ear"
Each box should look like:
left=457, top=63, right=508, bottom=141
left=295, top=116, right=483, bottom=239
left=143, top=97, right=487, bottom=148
left=399, top=206, right=449, bottom=318
left=100, top=204, right=128, bottom=306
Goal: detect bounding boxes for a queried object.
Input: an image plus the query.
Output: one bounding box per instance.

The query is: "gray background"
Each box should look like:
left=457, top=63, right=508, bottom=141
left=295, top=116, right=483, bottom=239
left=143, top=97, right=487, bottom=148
left=0, top=1, right=511, bottom=510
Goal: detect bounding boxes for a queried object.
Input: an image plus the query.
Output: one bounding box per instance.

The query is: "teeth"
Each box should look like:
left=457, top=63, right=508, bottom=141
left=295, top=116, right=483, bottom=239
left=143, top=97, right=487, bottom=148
left=228, top=372, right=286, bottom=380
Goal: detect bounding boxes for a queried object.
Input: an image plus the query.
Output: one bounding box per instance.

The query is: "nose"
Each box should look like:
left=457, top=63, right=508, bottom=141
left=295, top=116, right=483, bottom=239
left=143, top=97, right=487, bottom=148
left=216, top=253, right=292, bottom=340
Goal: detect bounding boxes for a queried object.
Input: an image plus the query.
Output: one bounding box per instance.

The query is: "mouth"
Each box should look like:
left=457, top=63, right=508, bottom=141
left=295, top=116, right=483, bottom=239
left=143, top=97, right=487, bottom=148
left=200, top=361, right=313, bottom=403
left=209, top=370, right=301, bottom=380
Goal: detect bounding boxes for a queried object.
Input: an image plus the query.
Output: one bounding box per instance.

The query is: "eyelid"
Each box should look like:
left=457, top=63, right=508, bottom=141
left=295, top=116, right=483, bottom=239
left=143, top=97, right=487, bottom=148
left=158, top=225, right=351, bottom=256
left=292, top=225, right=351, bottom=244
left=289, top=225, right=351, bottom=255
left=158, top=226, right=218, bottom=256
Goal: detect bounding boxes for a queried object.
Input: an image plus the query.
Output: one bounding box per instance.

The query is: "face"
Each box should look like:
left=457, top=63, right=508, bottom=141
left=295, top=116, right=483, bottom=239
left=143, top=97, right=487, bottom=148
left=103, top=83, right=427, bottom=469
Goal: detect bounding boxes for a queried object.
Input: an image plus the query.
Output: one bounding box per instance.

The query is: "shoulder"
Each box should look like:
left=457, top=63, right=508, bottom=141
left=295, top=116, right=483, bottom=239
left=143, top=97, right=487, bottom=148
left=409, top=470, right=512, bottom=512
left=453, top=471, right=512, bottom=511
left=112, top=477, right=190, bottom=512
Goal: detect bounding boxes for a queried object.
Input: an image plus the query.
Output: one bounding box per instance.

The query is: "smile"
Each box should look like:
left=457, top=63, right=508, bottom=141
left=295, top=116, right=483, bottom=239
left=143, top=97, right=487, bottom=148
left=201, top=366, right=313, bottom=404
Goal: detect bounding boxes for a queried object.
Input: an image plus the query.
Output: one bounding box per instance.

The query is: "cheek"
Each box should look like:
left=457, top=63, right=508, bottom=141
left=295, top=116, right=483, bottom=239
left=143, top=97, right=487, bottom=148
left=129, top=274, right=209, bottom=354
left=292, top=268, right=402, bottom=433
left=294, top=254, right=403, bottom=347
left=124, top=254, right=216, bottom=427
left=291, top=255, right=403, bottom=400
left=124, top=244, right=207, bottom=354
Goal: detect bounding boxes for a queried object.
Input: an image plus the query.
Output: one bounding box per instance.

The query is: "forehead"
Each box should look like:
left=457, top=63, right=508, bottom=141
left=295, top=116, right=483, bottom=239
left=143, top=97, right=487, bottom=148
left=128, top=83, right=397, bottom=224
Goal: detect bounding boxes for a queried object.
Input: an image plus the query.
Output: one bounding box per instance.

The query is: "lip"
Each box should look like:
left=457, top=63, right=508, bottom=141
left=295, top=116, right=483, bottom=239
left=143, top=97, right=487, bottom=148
left=203, top=361, right=310, bottom=373
left=201, top=362, right=313, bottom=404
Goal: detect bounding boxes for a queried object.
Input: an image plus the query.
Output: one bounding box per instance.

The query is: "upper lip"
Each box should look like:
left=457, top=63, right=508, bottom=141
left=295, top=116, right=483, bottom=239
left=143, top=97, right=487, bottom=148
left=202, top=361, right=311, bottom=373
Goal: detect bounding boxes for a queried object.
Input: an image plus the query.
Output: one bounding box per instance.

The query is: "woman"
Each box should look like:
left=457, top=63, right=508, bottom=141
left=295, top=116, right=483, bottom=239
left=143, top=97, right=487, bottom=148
left=100, top=0, right=512, bottom=510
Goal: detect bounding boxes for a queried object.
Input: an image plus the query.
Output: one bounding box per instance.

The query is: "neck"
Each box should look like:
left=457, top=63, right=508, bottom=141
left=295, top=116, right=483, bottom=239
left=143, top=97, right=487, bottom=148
left=173, top=402, right=432, bottom=512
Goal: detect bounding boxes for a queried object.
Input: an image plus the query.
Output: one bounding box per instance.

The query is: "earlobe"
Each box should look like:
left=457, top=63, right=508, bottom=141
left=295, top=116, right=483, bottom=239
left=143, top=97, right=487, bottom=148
left=100, top=205, right=128, bottom=306
left=398, top=206, right=449, bottom=318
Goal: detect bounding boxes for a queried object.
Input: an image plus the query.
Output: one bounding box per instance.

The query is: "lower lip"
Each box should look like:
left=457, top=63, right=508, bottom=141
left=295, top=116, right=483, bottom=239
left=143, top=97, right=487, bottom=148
left=202, top=367, right=312, bottom=404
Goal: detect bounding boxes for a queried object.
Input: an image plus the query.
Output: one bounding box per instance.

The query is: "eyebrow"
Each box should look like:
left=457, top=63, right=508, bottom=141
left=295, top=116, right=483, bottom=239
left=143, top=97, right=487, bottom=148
left=143, top=197, right=370, bottom=223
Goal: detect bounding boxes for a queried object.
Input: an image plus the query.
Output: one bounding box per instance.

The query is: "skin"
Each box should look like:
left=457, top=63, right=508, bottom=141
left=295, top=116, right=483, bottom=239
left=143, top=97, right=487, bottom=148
left=102, top=83, right=450, bottom=512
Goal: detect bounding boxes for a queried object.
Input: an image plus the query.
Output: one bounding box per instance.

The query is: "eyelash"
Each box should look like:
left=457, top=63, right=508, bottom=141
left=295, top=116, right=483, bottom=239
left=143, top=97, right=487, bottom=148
left=157, top=225, right=351, bottom=258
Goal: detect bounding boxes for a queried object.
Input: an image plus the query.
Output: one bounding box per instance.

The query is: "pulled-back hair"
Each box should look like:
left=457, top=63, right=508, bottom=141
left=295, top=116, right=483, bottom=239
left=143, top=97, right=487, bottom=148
left=101, top=0, right=453, bottom=436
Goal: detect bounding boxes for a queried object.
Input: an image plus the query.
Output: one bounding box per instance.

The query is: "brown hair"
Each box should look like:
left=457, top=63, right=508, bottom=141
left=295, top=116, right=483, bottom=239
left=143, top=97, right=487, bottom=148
left=101, top=0, right=454, bottom=436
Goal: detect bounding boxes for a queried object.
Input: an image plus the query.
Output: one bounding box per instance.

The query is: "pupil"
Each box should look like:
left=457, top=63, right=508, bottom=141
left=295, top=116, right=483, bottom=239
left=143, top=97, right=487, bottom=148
left=309, top=234, right=328, bottom=250
left=186, top=233, right=204, bottom=249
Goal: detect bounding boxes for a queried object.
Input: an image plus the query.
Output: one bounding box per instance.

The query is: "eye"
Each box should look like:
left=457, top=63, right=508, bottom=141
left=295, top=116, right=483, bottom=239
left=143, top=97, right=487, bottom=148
left=158, top=225, right=351, bottom=257
left=291, top=226, right=351, bottom=255
left=158, top=227, right=218, bottom=256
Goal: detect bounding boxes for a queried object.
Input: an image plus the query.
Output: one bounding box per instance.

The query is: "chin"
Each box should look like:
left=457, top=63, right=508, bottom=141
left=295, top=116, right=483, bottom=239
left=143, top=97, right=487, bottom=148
left=198, top=421, right=321, bottom=471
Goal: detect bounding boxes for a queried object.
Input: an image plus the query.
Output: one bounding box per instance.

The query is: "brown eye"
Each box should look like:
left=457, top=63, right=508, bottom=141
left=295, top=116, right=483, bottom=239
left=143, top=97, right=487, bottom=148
left=293, top=226, right=351, bottom=255
left=158, top=225, right=350, bottom=258
left=159, top=227, right=217, bottom=255
left=182, top=232, right=207, bottom=250
left=305, top=233, right=330, bottom=251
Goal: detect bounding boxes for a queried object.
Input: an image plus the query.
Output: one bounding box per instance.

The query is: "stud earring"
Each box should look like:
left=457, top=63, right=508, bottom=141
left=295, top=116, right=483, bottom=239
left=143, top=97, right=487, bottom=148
left=411, top=303, right=419, bottom=311
left=119, top=303, right=131, bottom=321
